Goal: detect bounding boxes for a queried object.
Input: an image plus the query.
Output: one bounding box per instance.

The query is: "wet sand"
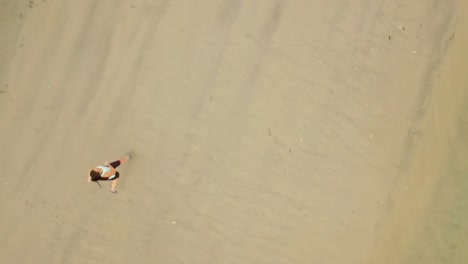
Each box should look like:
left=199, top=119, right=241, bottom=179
left=370, top=0, right=468, bottom=262
left=0, top=0, right=466, bottom=263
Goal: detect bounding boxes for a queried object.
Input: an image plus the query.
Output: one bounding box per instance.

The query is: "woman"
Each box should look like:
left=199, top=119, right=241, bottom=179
left=87, top=154, right=131, bottom=193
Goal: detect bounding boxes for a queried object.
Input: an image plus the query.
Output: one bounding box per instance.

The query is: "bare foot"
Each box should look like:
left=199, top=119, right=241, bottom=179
left=126, top=152, right=133, bottom=160
left=110, top=190, right=117, bottom=194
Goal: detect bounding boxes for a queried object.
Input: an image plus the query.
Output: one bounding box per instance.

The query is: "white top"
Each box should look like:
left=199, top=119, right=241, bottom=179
left=97, top=166, right=115, bottom=179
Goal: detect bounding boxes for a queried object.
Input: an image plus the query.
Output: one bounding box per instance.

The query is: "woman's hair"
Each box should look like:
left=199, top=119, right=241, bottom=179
left=89, top=170, right=101, bottom=181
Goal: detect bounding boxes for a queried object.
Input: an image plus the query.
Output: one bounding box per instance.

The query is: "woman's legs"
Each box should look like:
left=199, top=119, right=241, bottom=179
left=110, top=178, right=119, bottom=193
left=109, top=155, right=131, bottom=168
left=108, top=154, right=131, bottom=193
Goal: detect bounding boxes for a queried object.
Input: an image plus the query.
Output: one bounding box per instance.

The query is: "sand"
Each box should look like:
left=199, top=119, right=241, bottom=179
left=0, top=0, right=466, bottom=263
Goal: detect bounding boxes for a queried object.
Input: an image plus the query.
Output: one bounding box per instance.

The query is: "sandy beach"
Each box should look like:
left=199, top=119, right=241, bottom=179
left=0, top=0, right=467, bottom=263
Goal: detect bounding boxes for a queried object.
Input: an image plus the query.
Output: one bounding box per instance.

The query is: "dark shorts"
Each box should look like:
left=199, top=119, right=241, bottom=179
left=108, top=171, right=120, bottom=181
left=110, top=160, right=121, bottom=168
left=105, top=160, right=121, bottom=181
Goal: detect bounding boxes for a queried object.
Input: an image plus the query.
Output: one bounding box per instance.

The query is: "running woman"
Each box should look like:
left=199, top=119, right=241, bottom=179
left=87, top=154, right=131, bottom=193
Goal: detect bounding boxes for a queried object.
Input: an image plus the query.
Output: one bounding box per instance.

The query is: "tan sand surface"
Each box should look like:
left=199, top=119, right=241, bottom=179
left=370, top=0, right=468, bottom=263
left=0, top=0, right=466, bottom=263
